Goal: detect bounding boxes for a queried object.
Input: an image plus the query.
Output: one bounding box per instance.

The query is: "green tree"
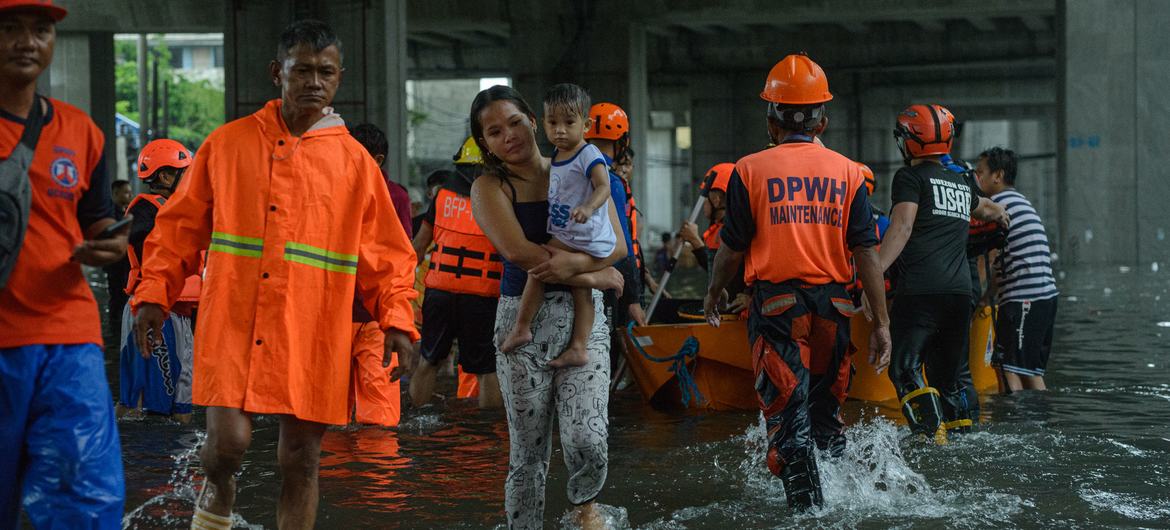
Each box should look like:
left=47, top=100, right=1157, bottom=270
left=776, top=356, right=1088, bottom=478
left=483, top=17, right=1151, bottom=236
left=114, top=36, right=224, bottom=149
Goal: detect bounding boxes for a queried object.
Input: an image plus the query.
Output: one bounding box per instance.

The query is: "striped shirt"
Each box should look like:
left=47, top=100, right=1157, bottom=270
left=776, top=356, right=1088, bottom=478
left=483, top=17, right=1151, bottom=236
left=992, top=190, right=1059, bottom=302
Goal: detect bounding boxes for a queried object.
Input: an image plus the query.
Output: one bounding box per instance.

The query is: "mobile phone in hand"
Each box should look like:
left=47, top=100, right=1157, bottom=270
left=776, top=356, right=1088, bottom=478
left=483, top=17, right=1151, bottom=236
left=95, top=216, right=132, bottom=239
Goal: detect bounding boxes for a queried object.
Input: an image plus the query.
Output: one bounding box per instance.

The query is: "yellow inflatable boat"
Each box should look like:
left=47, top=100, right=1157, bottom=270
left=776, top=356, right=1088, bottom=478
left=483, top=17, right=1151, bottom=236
left=622, top=305, right=999, bottom=410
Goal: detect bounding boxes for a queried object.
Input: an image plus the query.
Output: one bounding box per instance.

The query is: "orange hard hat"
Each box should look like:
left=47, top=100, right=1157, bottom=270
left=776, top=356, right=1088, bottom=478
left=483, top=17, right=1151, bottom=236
left=0, top=0, right=68, bottom=21
left=701, top=163, right=735, bottom=194
left=894, top=104, right=956, bottom=159
left=760, top=53, right=833, bottom=105
left=137, top=139, right=193, bottom=180
left=585, top=102, right=629, bottom=140
left=857, top=162, right=876, bottom=195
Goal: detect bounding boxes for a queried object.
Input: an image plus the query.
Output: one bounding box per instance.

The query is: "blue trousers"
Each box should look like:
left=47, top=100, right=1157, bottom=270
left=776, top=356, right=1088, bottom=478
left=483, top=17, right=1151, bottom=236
left=0, top=343, right=124, bottom=529
left=118, top=305, right=193, bottom=415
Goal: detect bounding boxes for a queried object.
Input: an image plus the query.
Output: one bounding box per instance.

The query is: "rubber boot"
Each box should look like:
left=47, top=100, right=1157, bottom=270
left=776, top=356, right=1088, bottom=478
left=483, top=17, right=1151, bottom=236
left=780, top=450, right=824, bottom=510
left=900, top=387, right=947, bottom=445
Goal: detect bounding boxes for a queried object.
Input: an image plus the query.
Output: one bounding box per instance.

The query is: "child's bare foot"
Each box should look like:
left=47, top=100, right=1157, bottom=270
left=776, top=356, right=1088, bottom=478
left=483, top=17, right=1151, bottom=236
left=500, top=326, right=533, bottom=353
left=547, top=342, right=589, bottom=369
left=600, top=267, right=623, bottom=297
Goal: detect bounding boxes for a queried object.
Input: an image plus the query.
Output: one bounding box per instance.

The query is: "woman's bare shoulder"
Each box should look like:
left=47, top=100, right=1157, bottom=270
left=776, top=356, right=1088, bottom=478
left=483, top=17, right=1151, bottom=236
left=473, top=173, right=518, bottom=209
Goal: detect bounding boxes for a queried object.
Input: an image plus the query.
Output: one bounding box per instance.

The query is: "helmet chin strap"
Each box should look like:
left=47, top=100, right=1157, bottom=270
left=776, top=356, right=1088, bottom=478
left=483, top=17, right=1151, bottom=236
left=896, top=137, right=912, bottom=165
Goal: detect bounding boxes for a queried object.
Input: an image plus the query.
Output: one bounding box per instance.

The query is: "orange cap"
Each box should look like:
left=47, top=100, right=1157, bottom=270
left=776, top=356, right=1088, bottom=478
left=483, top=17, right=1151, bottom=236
left=894, top=104, right=956, bottom=158
left=585, top=102, right=629, bottom=140
left=137, top=139, right=193, bottom=180
left=0, top=0, right=67, bottom=21
left=760, top=53, right=833, bottom=105
left=702, top=163, right=735, bottom=194
left=857, top=162, right=876, bottom=195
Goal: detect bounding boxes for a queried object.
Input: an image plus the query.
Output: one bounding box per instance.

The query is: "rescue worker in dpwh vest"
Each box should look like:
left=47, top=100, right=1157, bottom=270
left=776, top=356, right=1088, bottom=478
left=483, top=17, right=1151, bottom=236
left=409, top=137, right=504, bottom=409
left=877, top=104, right=1009, bottom=443
left=118, top=138, right=202, bottom=424
left=704, top=53, right=892, bottom=510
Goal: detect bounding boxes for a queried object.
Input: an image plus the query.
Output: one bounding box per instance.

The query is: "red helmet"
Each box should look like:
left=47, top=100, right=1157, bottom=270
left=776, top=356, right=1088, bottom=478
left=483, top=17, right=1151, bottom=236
left=701, top=163, right=735, bottom=194
left=894, top=104, right=956, bottom=159
left=585, top=102, right=629, bottom=140
left=137, top=139, right=192, bottom=180
left=857, top=162, right=876, bottom=195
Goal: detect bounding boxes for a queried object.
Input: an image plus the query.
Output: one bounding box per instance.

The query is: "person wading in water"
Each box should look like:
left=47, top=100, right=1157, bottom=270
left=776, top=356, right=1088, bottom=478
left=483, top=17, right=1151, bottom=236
left=469, top=84, right=627, bottom=529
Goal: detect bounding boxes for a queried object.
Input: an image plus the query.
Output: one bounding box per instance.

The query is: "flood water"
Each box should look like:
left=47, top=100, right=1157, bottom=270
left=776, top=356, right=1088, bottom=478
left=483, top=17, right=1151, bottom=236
left=97, top=265, right=1170, bottom=529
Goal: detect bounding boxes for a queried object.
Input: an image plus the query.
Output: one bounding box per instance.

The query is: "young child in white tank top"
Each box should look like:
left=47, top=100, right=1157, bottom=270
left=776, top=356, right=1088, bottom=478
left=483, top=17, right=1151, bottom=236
left=500, top=83, right=616, bottom=368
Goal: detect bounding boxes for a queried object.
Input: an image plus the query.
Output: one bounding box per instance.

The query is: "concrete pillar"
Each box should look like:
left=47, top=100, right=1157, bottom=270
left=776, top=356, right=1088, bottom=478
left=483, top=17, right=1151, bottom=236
left=48, top=33, right=90, bottom=111
left=1134, top=0, right=1170, bottom=267
left=381, top=0, right=408, bottom=185
left=88, top=33, right=117, bottom=184
left=46, top=32, right=117, bottom=183
left=1059, top=0, right=1170, bottom=265
left=627, top=22, right=650, bottom=235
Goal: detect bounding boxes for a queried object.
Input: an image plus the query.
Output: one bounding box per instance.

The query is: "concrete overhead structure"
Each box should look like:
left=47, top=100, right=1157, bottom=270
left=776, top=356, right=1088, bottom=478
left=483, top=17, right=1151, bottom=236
left=47, top=0, right=1167, bottom=265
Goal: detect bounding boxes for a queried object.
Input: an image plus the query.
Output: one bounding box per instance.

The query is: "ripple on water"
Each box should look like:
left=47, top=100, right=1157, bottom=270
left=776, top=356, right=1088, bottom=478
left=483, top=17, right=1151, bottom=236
left=1078, top=487, right=1170, bottom=521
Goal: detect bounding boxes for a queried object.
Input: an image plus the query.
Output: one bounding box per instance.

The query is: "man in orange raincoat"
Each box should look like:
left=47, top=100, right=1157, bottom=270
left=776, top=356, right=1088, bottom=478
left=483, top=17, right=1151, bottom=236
left=132, top=20, right=418, bottom=529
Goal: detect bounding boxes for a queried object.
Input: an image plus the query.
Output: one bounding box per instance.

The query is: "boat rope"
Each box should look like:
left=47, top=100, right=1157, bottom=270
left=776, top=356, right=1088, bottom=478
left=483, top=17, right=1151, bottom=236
left=625, top=321, right=706, bottom=407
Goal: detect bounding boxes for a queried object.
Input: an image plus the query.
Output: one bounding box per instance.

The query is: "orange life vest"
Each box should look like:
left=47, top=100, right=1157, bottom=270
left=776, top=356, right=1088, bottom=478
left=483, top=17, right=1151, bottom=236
left=702, top=220, right=723, bottom=250
left=124, top=193, right=203, bottom=303
left=621, top=176, right=644, bottom=272
left=737, top=141, right=864, bottom=286
left=424, top=188, right=502, bottom=297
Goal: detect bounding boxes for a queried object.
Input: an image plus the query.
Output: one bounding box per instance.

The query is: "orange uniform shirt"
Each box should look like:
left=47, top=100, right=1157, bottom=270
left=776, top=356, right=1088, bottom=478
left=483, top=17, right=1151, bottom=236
left=0, top=98, right=110, bottom=348
left=720, top=141, right=876, bottom=286
left=132, top=99, right=418, bottom=425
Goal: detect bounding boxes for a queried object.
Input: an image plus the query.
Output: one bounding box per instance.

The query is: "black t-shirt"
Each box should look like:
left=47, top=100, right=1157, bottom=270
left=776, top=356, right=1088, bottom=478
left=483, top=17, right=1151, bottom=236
left=127, top=198, right=160, bottom=260
left=889, top=162, right=981, bottom=296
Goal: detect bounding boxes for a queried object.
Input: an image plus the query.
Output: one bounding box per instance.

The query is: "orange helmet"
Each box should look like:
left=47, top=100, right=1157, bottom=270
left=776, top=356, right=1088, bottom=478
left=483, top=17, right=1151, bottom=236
left=894, top=104, right=956, bottom=160
left=858, top=163, right=876, bottom=195
left=701, top=163, right=735, bottom=194
left=137, top=138, right=192, bottom=180
left=585, top=102, right=629, bottom=140
left=760, top=53, right=833, bottom=105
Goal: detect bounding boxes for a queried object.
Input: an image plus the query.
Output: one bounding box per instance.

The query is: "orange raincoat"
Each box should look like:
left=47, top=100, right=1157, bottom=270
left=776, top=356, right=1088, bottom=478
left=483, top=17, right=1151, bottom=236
left=133, top=99, right=418, bottom=425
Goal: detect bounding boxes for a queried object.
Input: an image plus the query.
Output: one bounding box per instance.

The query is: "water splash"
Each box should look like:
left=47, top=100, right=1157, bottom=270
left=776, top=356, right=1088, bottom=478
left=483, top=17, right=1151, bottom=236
left=397, top=411, right=445, bottom=433
left=649, top=416, right=1026, bottom=528
left=556, top=503, right=631, bottom=529
left=122, top=431, right=260, bottom=529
